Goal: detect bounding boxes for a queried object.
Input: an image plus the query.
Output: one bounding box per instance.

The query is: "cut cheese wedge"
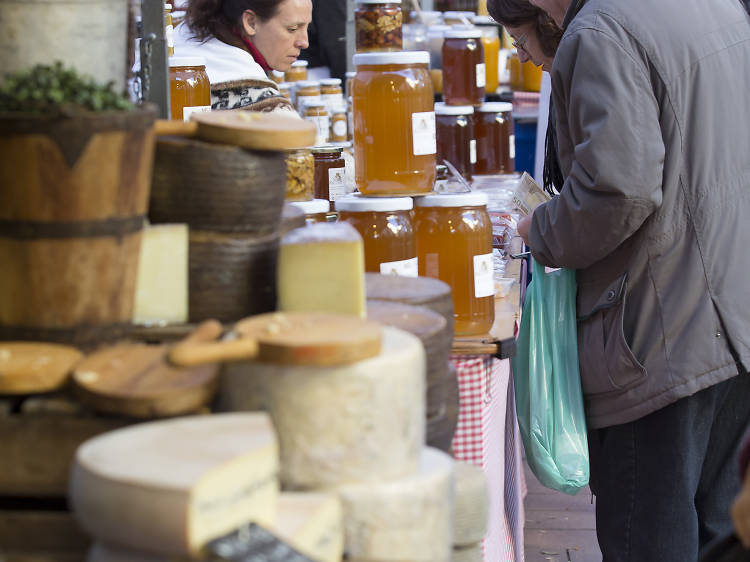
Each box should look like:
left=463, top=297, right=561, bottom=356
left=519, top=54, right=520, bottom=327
left=69, top=413, right=279, bottom=556
left=273, top=492, right=344, bottom=562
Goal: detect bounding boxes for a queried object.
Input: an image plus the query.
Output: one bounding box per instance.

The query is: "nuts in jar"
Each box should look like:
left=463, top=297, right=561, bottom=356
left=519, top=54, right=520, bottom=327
left=355, top=0, right=403, bottom=53
left=285, top=148, right=315, bottom=201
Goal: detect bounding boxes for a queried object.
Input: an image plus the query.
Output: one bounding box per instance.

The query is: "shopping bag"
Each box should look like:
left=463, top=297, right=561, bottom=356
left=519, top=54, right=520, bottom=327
left=512, top=259, right=589, bottom=495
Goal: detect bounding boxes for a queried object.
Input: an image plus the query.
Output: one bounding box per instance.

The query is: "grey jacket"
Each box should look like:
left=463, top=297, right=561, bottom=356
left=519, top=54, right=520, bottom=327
left=529, top=0, right=750, bottom=428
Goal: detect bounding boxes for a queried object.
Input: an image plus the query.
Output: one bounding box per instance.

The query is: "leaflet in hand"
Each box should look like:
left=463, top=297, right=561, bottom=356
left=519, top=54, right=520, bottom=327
left=513, top=172, right=551, bottom=216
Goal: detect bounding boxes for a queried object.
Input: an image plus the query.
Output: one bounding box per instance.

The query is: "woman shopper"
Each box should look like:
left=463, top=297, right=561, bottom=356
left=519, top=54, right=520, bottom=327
left=174, top=0, right=312, bottom=111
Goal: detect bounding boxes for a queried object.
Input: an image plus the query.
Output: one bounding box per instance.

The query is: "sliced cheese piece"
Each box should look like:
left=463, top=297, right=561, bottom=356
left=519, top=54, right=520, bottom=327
left=452, top=544, right=483, bottom=562
left=278, top=222, right=366, bottom=317
left=220, top=326, right=425, bottom=489
left=69, top=413, right=279, bottom=556
left=336, top=447, right=455, bottom=562
left=272, top=492, right=344, bottom=562
left=133, top=223, right=189, bottom=325
left=453, top=461, right=489, bottom=547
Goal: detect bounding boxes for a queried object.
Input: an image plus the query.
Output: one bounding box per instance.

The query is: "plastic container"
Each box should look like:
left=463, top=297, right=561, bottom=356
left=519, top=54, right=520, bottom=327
left=442, top=29, right=485, bottom=106
left=352, top=51, right=436, bottom=195
left=289, top=199, right=331, bottom=223
left=473, top=16, right=500, bottom=93
left=168, top=56, right=210, bottom=121
left=474, top=102, right=514, bottom=175
left=336, top=195, right=417, bottom=275
left=284, top=60, right=308, bottom=82
left=312, top=146, right=347, bottom=203
left=435, top=102, right=475, bottom=181
left=355, top=0, right=403, bottom=52
left=414, top=191, right=495, bottom=335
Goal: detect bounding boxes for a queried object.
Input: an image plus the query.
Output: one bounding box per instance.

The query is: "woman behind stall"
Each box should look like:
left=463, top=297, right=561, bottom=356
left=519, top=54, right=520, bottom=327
left=175, top=0, right=312, bottom=112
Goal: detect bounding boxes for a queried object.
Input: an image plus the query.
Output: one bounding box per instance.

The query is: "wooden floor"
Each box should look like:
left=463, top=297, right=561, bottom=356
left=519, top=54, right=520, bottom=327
left=523, top=462, right=602, bottom=562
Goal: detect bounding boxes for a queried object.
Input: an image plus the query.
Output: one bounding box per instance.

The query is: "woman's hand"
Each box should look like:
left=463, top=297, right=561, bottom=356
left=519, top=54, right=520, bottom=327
left=517, top=212, right=533, bottom=246
left=731, top=465, right=750, bottom=548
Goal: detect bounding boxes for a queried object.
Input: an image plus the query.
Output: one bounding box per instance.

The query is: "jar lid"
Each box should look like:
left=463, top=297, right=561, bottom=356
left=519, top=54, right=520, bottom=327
left=296, top=80, right=320, bottom=89
left=320, top=78, right=342, bottom=86
left=290, top=199, right=330, bottom=214
left=311, top=146, right=344, bottom=154
left=434, top=102, right=474, bottom=116
left=271, top=70, right=285, bottom=79
left=336, top=194, right=413, bottom=212
left=443, top=11, right=476, bottom=18
left=472, top=15, right=497, bottom=26
left=354, top=50, right=430, bottom=66
left=168, top=56, right=206, bottom=68
left=329, top=140, right=353, bottom=149
left=443, top=28, right=483, bottom=39
left=414, top=191, right=489, bottom=208
left=477, top=102, right=513, bottom=113
left=345, top=71, right=356, bottom=78
left=291, top=60, right=309, bottom=68
left=278, top=82, right=291, bottom=90
left=303, top=102, right=327, bottom=110
left=356, top=0, right=402, bottom=3
left=426, top=24, right=452, bottom=36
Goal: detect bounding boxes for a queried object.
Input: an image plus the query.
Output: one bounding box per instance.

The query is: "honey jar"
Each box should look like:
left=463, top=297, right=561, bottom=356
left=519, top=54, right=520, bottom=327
left=330, top=104, right=348, bottom=142
left=320, top=78, right=344, bottom=113
left=290, top=199, right=331, bottom=223
left=271, top=70, right=285, bottom=84
left=352, top=51, right=436, bottom=196
left=474, top=102, right=514, bottom=175
left=442, top=29, right=485, bottom=106
left=336, top=195, right=417, bottom=276
left=285, top=60, right=308, bottom=83
left=414, top=192, right=495, bottom=336
left=168, top=57, right=211, bottom=121
left=355, top=0, right=403, bottom=53
left=278, top=82, right=292, bottom=100
left=345, top=71, right=357, bottom=98
left=521, top=59, right=543, bottom=92
left=295, top=80, right=321, bottom=113
left=285, top=148, right=315, bottom=201
left=473, top=16, right=500, bottom=94
left=303, top=103, right=330, bottom=145
left=312, top=146, right=347, bottom=203
left=435, top=102, right=475, bottom=181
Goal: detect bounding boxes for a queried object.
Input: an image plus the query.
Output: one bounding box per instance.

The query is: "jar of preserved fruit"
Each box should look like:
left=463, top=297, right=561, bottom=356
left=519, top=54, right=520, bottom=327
left=285, top=148, right=315, bottom=201
left=278, top=82, right=292, bottom=100
left=320, top=78, right=344, bottom=112
left=285, top=60, right=308, bottom=83
left=312, top=146, right=347, bottom=203
left=473, top=16, right=500, bottom=93
left=336, top=195, right=417, bottom=276
left=290, top=199, right=331, bottom=223
left=355, top=0, right=403, bottom=52
left=295, top=80, right=321, bottom=113
left=168, top=57, right=211, bottom=121
left=303, top=103, right=330, bottom=145
left=330, top=104, right=348, bottom=142
left=435, top=102, right=475, bottom=181
left=352, top=51, right=436, bottom=195
left=442, top=28, right=485, bottom=106
left=474, top=102, right=514, bottom=175
left=414, top=192, right=495, bottom=336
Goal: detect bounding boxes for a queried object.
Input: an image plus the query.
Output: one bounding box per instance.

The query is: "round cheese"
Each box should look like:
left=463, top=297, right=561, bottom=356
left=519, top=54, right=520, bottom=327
left=453, top=461, right=489, bottom=547
left=452, top=544, right=483, bottom=562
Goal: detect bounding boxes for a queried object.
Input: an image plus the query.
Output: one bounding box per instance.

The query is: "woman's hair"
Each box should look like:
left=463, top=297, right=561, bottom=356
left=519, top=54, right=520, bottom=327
left=186, top=0, right=283, bottom=46
left=486, top=0, right=562, bottom=58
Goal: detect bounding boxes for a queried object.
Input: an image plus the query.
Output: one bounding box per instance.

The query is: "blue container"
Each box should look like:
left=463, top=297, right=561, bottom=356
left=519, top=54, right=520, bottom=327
left=513, top=119, right=537, bottom=176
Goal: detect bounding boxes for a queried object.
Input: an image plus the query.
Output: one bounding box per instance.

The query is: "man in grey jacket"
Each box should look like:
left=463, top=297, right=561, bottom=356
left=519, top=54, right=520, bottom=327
left=516, top=0, right=750, bottom=559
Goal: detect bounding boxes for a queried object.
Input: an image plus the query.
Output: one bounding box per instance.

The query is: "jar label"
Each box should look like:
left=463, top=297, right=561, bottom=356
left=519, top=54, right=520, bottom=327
left=166, top=24, right=174, bottom=49
left=328, top=166, right=347, bottom=201
left=412, top=111, right=437, bottom=156
left=380, top=257, right=419, bottom=278
left=474, top=253, right=495, bottom=298
left=509, top=134, right=516, bottom=160
left=321, top=93, right=344, bottom=111
left=476, top=63, right=486, bottom=88
left=332, top=118, right=347, bottom=139
left=183, top=105, right=211, bottom=122
left=470, top=139, right=477, bottom=164
left=305, top=115, right=330, bottom=145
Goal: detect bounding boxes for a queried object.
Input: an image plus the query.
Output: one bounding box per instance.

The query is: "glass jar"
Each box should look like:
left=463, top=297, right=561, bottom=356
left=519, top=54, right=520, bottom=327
left=474, top=102, right=514, bottom=175
left=336, top=195, right=417, bottom=275
left=442, top=29, right=485, bottom=106
left=303, top=103, right=330, bottom=145
left=435, top=102, right=475, bottom=181
left=278, top=82, right=292, bottom=100
left=352, top=51, right=436, bottom=196
left=289, top=199, right=331, bottom=223
left=285, top=148, right=315, bottom=201
left=521, top=59, right=542, bottom=92
left=442, top=10, right=476, bottom=25
left=355, top=0, right=403, bottom=53
left=426, top=24, right=451, bottom=69
left=473, top=16, right=500, bottom=94
left=285, top=60, right=308, bottom=83
left=168, top=57, right=211, bottom=121
left=414, top=192, right=495, bottom=336
left=345, top=71, right=357, bottom=99
left=330, top=104, right=348, bottom=142
left=312, top=146, right=347, bottom=203
left=295, top=80, right=321, bottom=113
left=507, top=51, right=522, bottom=91
left=320, top=78, right=344, bottom=113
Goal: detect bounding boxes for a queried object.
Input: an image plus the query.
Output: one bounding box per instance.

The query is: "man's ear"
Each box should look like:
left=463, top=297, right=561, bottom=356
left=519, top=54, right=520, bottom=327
left=241, top=10, right=258, bottom=37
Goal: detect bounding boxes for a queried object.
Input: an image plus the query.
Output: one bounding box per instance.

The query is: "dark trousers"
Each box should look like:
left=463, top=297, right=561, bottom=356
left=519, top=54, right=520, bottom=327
left=588, top=371, right=750, bottom=562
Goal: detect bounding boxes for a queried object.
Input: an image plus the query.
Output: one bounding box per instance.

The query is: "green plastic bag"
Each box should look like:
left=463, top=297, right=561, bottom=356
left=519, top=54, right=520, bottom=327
left=512, top=259, right=589, bottom=495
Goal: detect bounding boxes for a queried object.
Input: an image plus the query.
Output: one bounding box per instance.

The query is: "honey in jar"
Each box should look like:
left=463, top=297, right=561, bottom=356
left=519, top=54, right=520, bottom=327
left=271, top=70, right=285, bottom=84
left=474, top=102, right=514, bottom=175
left=330, top=104, right=348, bottom=142
left=320, top=78, right=344, bottom=113
left=303, top=103, right=330, bottom=145
left=414, top=192, right=495, bottom=336
left=473, top=16, right=500, bottom=93
left=355, top=0, right=403, bottom=53
left=168, top=57, right=211, bottom=121
left=290, top=199, right=331, bottom=223
left=312, top=146, right=347, bottom=203
left=352, top=51, right=436, bottom=196
left=435, top=102, right=475, bottom=181
left=295, top=80, right=321, bottom=113
left=278, top=82, right=292, bottom=100
left=336, top=195, right=417, bottom=276
left=442, top=28, right=485, bottom=106
left=285, top=59, right=308, bottom=83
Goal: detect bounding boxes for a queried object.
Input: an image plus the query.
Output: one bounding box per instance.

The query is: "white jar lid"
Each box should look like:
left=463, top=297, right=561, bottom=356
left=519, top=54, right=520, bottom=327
left=414, top=191, right=489, bottom=208
left=356, top=0, right=402, bottom=4
left=434, top=102, right=474, bottom=116
left=426, top=24, right=452, bottom=36
left=443, top=28, right=483, bottom=39
left=290, top=199, right=330, bottom=214
left=296, top=80, right=320, bottom=89
left=169, top=56, right=206, bottom=68
left=472, top=15, right=497, bottom=26
left=477, top=102, right=513, bottom=113
left=443, top=11, right=476, bottom=18
left=320, top=78, right=342, bottom=86
left=290, top=60, right=309, bottom=68
left=354, top=50, right=430, bottom=66
left=336, top=194, right=413, bottom=212
left=278, top=82, right=291, bottom=90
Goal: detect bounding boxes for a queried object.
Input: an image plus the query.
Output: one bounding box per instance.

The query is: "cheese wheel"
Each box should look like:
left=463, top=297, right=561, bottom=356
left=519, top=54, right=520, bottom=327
left=221, top=326, right=425, bottom=489
left=452, top=544, right=483, bottom=562
left=273, top=492, right=344, bottom=562
left=69, top=413, right=279, bottom=556
left=427, top=362, right=459, bottom=454
left=336, top=447, right=455, bottom=562
left=453, top=462, right=489, bottom=547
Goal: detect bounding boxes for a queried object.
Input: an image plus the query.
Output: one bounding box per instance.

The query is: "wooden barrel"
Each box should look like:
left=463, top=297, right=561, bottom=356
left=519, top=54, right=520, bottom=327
left=0, top=109, right=156, bottom=348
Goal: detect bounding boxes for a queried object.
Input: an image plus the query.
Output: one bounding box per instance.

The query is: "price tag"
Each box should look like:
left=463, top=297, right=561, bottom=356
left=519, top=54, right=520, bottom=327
left=204, top=522, right=315, bottom=562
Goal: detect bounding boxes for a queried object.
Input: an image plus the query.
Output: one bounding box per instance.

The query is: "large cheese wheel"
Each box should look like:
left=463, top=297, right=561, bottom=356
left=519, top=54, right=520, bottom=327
left=337, top=447, right=455, bottom=562
left=69, top=413, right=279, bottom=556
left=273, top=492, right=344, bottom=562
left=452, top=544, right=483, bottom=562
left=427, top=362, right=459, bottom=454
left=453, top=462, right=490, bottom=547
left=220, top=326, right=425, bottom=489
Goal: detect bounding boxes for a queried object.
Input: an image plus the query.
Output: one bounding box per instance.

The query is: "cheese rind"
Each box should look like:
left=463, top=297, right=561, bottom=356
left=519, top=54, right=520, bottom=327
left=452, top=544, right=483, bottom=562
left=336, top=447, right=455, bottom=562
left=69, top=413, right=279, bottom=556
left=453, top=461, right=490, bottom=547
left=273, top=492, right=344, bottom=562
